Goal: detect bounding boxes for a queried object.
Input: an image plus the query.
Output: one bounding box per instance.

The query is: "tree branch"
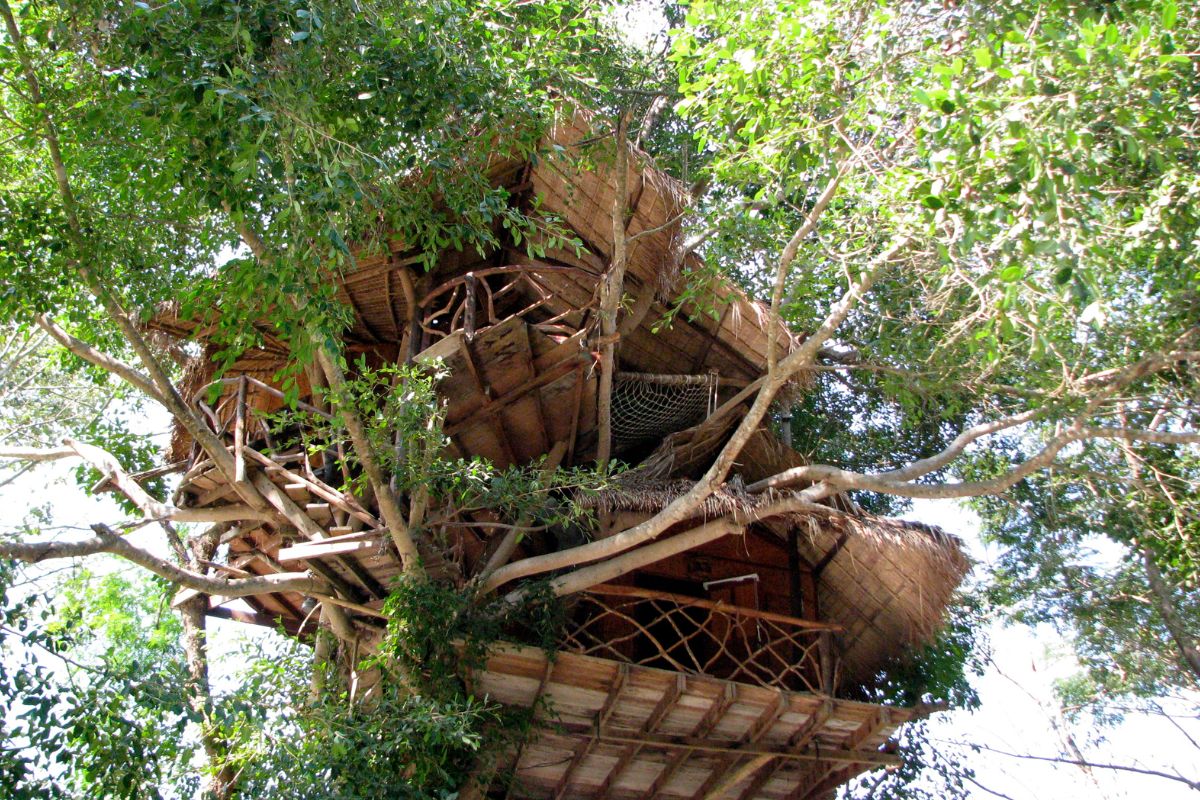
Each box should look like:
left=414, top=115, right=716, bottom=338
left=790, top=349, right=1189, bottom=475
left=230, top=216, right=422, bottom=573
left=748, top=424, right=1200, bottom=500
left=35, top=315, right=163, bottom=402
left=941, top=739, right=1200, bottom=792
left=0, top=0, right=264, bottom=512
left=596, top=109, right=632, bottom=468
left=486, top=238, right=908, bottom=594
left=0, top=524, right=324, bottom=598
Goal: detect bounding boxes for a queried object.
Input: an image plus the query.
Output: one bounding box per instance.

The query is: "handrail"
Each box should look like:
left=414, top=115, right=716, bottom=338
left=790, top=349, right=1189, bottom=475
left=586, top=584, right=842, bottom=632
left=192, top=375, right=334, bottom=421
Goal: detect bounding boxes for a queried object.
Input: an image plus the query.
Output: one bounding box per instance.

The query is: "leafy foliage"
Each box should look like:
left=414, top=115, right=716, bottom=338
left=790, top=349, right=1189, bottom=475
left=265, top=357, right=614, bottom=531
left=225, top=577, right=565, bottom=800
left=0, top=563, right=196, bottom=800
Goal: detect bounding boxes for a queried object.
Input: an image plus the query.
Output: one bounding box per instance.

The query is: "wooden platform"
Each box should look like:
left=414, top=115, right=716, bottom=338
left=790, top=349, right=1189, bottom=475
left=472, top=643, right=909, bottom=800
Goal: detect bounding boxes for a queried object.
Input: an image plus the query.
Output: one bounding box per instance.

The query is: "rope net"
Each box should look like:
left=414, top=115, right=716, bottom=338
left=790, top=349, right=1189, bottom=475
left=611, top=372, right=719, bottom=453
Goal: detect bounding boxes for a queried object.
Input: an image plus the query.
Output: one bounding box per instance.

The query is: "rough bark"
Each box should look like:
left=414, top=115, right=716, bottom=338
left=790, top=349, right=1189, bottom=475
left=595, top=111, right=632, bottom=469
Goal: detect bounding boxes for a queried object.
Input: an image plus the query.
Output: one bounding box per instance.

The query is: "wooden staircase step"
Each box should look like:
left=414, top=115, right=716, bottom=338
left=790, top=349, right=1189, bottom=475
left=306, top=502, right=333, bottom=525
left=284, top=483, right=311, bottom=504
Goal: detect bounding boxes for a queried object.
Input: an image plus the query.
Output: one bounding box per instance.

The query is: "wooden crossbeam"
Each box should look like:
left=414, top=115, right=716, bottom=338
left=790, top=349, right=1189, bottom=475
left=688, top=689, right=787, bottom=800
left=789, top=699, right=835, bottom=751
left=647, top=684, right=738, bottom=800
left=583, top=730, right=900, bottom=769
left=595, top=673, right=686, bottom=800
left=733, top=757, right=780, bottom=800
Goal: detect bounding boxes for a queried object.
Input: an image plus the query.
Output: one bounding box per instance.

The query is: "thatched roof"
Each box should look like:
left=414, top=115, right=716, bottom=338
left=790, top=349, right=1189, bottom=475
left=151, top=104, right=797, bottom=385
left=154, top=104, right=804, bottom=465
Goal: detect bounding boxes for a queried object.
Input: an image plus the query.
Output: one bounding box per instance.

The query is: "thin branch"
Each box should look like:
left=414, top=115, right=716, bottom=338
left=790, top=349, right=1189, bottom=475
left=747, top=424, right=1200, bottom=500
left=939, top=739, right=1200, bottom=792
left=35, top=315, right=163, bottom=402
left=0, top=524, right=324, bottom=598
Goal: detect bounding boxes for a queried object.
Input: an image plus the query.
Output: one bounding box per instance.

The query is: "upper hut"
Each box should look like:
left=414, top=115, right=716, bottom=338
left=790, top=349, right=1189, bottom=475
left=154, top=107, right=969, bottom=800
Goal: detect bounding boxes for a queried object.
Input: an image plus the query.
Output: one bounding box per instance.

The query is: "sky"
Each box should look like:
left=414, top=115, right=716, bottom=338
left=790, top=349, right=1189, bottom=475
left=903, top=498, right=1200, bottom=800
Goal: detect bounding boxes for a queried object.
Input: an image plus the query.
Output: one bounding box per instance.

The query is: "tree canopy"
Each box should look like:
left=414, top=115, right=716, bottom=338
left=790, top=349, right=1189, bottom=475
left=1, top=0, right=1198, bottom=797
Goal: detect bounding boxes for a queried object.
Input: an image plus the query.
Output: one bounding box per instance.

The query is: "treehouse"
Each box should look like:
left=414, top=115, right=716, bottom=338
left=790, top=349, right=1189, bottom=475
left=152, top=108, right=969, bottom=800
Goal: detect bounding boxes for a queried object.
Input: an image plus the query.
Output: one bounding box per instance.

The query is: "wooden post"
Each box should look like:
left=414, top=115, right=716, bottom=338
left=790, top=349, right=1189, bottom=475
left=819, top=631, right=835, bottom=695
left=233, top=375, right=247, bottom=484
left=787, top=528, right=803, bottom=619
left=463, top=272, right=477, bottom=342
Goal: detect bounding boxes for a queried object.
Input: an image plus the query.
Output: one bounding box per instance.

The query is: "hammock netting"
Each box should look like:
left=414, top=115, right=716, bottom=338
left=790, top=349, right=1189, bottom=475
left=611, top=372, right=719, bottom=453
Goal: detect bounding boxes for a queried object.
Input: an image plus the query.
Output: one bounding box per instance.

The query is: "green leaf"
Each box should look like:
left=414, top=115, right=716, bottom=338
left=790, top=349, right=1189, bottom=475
left=999, top=265, right=1024, bottom=282
left=1162, top=0, right=1177, bottom=30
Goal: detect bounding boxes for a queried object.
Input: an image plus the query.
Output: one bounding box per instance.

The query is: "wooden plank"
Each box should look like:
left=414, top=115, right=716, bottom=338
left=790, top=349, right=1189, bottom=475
left=732, top=757, right=779, bottom=800
left=306, top=502, right=334, bottom=525
left=284, top=483, right=311, bottom=504
left=789, top=699, right=834, bottom=751
left=690, top=689, right=787, bottom=800
left=457, top=338, right=519, bottom=466
left=277, top=538, right=383, bottom=563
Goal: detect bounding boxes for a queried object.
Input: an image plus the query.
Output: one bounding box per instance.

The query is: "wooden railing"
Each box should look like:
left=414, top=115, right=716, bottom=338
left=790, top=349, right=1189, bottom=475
left=561, top=585, right=841, bottom=695
left=418, top=265, right=598, bottom=343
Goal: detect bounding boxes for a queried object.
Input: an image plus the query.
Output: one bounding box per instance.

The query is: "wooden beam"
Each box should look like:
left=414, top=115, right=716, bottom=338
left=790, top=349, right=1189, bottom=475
left=278, top=537, right=383, bottom=562
left=596, top=673, right=686, bottom=800
left=689, top=688, right=788, bottom=800
left=701, top=755, right=774, bottom=800
left=551, top=663, right=629, bottom=800
left=582, top=730, right=900, bottom=769
left=733, top=757, right=780, bottom=800
left=794, top=764, right=846, bottom=800
left=844, top=708, right=890, bottom=752
left=647, top=684, right=738, bottom=800
left=443, top=357, right=580, bottom=438
left=812, top=530, right=850, bottom=578
left=206, top=605, right=313, bottom=638
left=566, top=365, right=585, bottom=465
left=503, top=659, right=555, bottom=800
left=789, top=699, right=834, bottom=751
left=690, top=302, right=732, bottom=373
left=456, top=338, right=519, bottom=466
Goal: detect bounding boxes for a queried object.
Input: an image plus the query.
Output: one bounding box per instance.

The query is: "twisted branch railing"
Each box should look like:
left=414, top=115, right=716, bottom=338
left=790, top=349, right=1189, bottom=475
left=562, top=584, right=842, bottom=694
left=418, top=265, right=598, bottom=343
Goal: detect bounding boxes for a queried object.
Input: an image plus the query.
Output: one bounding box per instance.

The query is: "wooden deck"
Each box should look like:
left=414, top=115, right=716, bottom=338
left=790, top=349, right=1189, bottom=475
left=471, top=643, right=908, bottom=800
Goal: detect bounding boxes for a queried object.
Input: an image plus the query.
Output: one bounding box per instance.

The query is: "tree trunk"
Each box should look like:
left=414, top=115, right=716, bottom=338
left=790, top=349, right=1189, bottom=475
left=1143, top=546, right=1200, bottom=682
left=596, top=111, right=631, bottom=469
left=180, top=598, right=240, bottom=800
